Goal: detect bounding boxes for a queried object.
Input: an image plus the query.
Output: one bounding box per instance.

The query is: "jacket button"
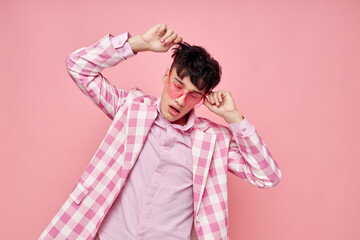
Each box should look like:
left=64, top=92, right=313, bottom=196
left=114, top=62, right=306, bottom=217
left=196, top=215, right=202, bottom=223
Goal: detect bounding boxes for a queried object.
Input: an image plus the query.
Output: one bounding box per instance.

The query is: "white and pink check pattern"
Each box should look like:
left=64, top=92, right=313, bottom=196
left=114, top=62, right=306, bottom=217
left=39, top=33, right=281, bottom=240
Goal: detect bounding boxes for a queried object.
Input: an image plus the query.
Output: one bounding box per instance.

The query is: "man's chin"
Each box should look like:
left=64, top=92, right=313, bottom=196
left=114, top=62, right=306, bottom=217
left=170, top=113, right=188, bottom=126
left=161, top=106, right=189, bottom=125
left=166, top=114, right=182, bottom=123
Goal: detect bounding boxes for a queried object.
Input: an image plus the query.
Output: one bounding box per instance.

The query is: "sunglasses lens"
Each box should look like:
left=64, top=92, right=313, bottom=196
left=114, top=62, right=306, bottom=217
left=193, top=97, right=204, bottom=109
left=167, top=80, right=203, bottom=107
left=185, top=95, right=203, bottom=107
left=167, top=82, right=182, bottom=99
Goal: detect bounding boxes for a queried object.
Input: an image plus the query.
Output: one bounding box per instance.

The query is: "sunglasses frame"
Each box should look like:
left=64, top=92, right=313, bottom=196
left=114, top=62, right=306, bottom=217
left=166, top=72, right=205, bottom=109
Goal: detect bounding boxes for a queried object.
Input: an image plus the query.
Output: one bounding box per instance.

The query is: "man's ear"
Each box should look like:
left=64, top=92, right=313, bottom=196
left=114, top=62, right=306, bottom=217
left=162, top=68, right=170, bottom=84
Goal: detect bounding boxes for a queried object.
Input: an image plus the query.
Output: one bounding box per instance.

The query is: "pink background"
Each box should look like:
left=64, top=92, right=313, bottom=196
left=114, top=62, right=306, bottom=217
left=1, top=0, right=359, bottom=239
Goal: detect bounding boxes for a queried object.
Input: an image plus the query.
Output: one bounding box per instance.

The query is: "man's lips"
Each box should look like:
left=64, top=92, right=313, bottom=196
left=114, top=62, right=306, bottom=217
left=168, top=105, right=181, bottom=115
left=169, top=105, right=180, bottom=112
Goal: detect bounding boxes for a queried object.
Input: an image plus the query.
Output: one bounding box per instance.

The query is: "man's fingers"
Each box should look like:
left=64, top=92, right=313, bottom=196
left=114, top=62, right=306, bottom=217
left=210, top=92, right=219, bottom=106
left=204, top=97, right=212, bottom=109
left=173, top=36, right=183, bottom=44
left=160, top=28, right=174, bottom=42
left=217, top=91, right=223, bottom=103
left=206, top=91, right=225, bottom=107
left=214, top=92, right=220, bottom=106
left=157, top=23, right=167, bottom=36
left=165, top=33, right=178, bottom=44
left=207, top=93, right=215, bottom=105
left=206, top=95, right=211, bottom=104
left=215, top=92, right=220, bottom=104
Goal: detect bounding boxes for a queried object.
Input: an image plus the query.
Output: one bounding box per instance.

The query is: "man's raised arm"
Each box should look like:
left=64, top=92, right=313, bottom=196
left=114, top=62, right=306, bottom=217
left=65, top=24, right=182, bottom=120
left=204, top=90, right=281, bottom=188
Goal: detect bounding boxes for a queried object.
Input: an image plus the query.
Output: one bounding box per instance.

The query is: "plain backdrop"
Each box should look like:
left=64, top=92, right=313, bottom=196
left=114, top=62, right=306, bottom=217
left=1, top=0, right=359, bottom=239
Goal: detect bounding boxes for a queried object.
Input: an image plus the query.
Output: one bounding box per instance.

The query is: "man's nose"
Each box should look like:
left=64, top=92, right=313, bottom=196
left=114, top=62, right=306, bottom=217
left=175, top=93, right=186, bottom=106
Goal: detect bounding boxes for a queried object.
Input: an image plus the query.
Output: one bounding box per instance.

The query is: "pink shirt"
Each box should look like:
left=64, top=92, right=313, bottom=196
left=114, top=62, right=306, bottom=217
left=96, top=33, right=255, bottom=240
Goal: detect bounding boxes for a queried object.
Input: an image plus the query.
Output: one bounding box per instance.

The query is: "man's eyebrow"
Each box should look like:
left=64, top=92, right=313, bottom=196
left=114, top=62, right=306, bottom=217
left=174, top=77, right=203, bottom=95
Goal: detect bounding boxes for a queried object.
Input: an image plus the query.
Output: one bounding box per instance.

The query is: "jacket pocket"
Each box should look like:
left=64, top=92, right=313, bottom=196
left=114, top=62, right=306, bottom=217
left=70, top=182, right=89, bottom=204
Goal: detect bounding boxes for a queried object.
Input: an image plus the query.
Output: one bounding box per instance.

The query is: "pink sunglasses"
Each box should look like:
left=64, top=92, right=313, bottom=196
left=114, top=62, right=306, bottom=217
left=166, top=72, right=205, bottom=108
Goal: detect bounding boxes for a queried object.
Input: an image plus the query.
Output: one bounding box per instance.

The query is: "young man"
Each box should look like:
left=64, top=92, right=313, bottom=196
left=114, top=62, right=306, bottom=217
left=39, top=24, right=281, bottom=240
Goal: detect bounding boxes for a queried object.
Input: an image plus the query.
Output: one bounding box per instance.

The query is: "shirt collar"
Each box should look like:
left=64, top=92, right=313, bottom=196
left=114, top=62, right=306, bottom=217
left=154, top=96, right=196, bottom=133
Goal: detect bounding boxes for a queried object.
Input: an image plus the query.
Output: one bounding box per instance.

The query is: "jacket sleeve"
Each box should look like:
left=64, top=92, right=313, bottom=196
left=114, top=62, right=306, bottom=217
left=65, top=32, right=136, bottom=120
left=227, top=118, right=281, bottom=188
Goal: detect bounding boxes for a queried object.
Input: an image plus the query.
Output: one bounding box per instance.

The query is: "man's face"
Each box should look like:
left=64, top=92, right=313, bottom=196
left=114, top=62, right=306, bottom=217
left=160, top=67, right=206, bottom=126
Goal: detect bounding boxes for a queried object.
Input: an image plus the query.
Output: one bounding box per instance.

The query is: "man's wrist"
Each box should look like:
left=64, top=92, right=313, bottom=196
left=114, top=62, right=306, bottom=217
left=127, top=35, right=147, bottom=53
left=224, top=110, right=244, bottom=124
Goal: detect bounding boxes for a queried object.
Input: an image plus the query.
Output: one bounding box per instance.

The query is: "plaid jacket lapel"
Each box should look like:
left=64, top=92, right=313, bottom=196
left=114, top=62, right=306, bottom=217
left=191, top=121, right=217, bottom=215
left=121, top=101, right=158, bottom=179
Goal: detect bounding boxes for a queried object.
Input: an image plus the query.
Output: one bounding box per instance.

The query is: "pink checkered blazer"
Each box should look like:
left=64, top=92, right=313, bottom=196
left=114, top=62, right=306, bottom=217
left=39, top=34, right=281, bottom=240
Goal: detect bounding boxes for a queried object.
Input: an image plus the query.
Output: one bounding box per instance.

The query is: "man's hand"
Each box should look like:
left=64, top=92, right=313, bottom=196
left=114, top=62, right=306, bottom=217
left=127, top=24, right=183, bottom=53
left=204, top=90, right=244, bottom=124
